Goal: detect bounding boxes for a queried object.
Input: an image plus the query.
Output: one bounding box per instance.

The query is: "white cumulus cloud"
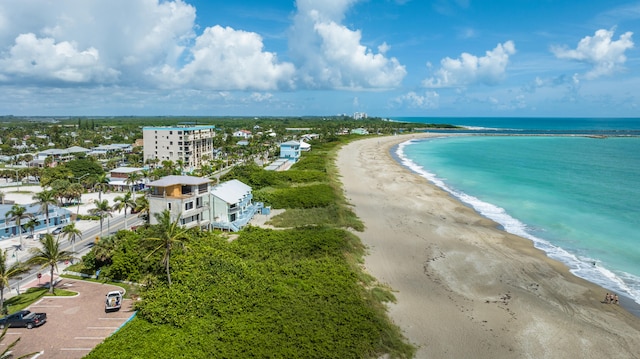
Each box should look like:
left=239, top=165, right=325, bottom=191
left=551, top=28, right=634, bottom=79
left=423, top=41, right=516, bottom=88
left=393, top=91, right=440, bottom=109
left=149, top=25, right=295, bottom=90
left=290, top=0, right=406, bottom=89
left=0, top=0, right=294, bottom=90
left=0, top=33, right=119, bottom=83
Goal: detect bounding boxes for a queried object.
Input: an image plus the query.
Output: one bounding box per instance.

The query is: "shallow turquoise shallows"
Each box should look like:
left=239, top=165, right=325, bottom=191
left=395, top=118, right=640, bottom=305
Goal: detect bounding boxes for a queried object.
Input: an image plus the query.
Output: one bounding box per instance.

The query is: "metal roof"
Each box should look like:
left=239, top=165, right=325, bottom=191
left=211, top=179, right=251, bottom=204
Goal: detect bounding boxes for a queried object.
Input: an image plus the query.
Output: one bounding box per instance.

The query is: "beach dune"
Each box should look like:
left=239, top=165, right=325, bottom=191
left=337, top=134, right=640, bottom=358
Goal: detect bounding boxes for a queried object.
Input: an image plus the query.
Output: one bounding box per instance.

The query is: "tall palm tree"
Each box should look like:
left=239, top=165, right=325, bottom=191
left=5, top=204, right=33, bottom=250
left=0, top=250, right=29, bottom=311
left=32, top=190, right=57, bottom=234
left=65, top=182, right=85, bottom=219
left=112, top=192, right=135, bottom=230
left=24, top=217, right=40, bottom=238
left=125, top=172, right=142, bottom=199
left=89, top=199, right=112, bottom=238
left=27, top=234, right=74, bottom=294
left=94, top=173, right=110, bottom=201
left=60, top=222, right=82, bottom=256
left=145, top=210, right=188, bottom=286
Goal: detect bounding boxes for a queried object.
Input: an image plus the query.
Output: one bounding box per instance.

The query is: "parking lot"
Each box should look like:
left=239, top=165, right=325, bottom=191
left=3, top=279, right=135, bottom=359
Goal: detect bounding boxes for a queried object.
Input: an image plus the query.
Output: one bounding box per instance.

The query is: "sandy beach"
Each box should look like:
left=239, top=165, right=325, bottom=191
left=337, top=134, right=640, bottom=358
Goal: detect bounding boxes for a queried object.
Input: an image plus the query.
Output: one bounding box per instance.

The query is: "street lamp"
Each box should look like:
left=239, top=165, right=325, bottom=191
left=74, top=173, right=91, bottom=183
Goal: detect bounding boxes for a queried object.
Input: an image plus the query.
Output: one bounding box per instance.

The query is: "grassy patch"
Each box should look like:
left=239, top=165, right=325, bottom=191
left=4, top=287, right=76, bottom=314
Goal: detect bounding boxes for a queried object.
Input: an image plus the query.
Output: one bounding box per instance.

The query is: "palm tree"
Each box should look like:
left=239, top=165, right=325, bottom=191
left=112, top=192, right=135, bottom=230
left=0, top=326, right=40, bottom=358
left=93, top=235, right=117, bottom=264
left=27, top=234, right=74, bottom=294
left=125, top=172, right=142, bottom=199
left=32, top=190, right=57, bottom=234
left=24, top=217, right=40, bottom=238
left=5, top=204, right=33, bottom=250
left=89, top=199, right=112, bottom=238
left=134, top=196, right=150, bottom=225
left=66, top=182, right=85, bottom=219
left=145, top=210, right=188, bottom=286
left=60, top=222, right=82, bottom=256
left=0, top=250, right=29, bottom=312
left=94, top=173, right=110, bottom=201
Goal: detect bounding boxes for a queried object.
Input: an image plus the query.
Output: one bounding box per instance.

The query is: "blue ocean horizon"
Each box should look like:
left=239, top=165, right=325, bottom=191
left=391, top=117, right=640, bottom=307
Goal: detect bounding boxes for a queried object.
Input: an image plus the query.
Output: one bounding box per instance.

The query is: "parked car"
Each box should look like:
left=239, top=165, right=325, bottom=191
left=52, top=227, right=63, bottom=235
left=0, top=310, right=47, bottom=329
left=25, top=234, right=34, bottom=239
left=105, top=291, right=123, bottom=312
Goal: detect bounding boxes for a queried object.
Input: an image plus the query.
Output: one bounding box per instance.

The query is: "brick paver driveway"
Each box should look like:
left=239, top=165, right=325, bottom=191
left=4, top=278, right=135, bottom=359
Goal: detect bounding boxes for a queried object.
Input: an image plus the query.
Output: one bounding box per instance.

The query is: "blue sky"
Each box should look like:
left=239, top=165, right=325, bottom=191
left=0, top=0, right=638, bottom=118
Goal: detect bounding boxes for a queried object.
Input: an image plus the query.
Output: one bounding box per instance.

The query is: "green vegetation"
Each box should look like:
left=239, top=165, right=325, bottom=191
left=87, top=227, right=413, bottom=359
left=79, top=133, right=414, bottom=358
left=4, top=287, right=76, bottom=314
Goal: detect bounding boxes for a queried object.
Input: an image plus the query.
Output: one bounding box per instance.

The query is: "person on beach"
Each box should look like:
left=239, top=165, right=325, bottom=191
left=614, top=294, right=619, bottom=304
left=604, top=293, right=610, bottom=303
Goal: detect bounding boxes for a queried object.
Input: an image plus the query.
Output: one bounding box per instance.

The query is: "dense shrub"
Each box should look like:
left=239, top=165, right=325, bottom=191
left=256, top=183, right=334, bottom=209
left=87, top=227, right=413, bottom=359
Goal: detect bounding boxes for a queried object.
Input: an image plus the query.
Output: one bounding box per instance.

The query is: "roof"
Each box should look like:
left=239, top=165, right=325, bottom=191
left=110, top=166, right=144, bottom=174
left=281, top=140, right=300, bottom=146
left=211, top=179, right=251, bottom=204
left=147, top=175, right=211, bottom=187
left=143, top=125, right=216, bottom=131
left=66, top=146, right=91, bottom=153
left=38, top=148, right=68, bottom=155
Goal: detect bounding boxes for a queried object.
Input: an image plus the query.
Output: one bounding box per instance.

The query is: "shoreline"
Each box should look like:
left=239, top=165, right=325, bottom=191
left=389, top=135, right=640, bottom=318
left=337, top=133, right=640, bottom=358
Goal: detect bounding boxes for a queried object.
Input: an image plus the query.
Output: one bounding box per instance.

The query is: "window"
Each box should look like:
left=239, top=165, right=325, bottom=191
left=169, top=131, right=173, bottom=135
left=178, top=131, right=182, bottom=135
left=167, top=203, right=172, bottom=210
left=185, top=202, right=194, bottom=211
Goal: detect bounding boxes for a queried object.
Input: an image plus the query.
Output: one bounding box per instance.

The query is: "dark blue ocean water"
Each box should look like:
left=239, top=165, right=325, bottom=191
left=392, top=118, right=640, bottom=305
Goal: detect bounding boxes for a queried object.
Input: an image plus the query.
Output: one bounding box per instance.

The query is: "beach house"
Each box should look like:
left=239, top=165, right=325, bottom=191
left=210, top=179, right=259, bottom=232
left=279, top=140, right=301, bottom=162
left=146, top=175, right=212, bottom=230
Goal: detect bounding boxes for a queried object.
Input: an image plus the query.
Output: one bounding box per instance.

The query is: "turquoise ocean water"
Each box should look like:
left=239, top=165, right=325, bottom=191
left=392, top=118, right=640, bottom=305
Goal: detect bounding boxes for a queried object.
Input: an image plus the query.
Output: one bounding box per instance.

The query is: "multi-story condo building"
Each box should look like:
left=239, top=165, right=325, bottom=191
left=147, top=175, right=212, bottom=230
left=142, top=125, right=215, bottom=173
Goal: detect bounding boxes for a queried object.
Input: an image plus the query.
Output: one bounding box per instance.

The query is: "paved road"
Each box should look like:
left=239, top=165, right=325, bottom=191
left=5, top=278, right=134, bottom=359
left=2, top=214, right=143, bottom=302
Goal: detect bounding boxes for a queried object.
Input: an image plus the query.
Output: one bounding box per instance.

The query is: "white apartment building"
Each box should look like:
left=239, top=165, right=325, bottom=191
left=143, top=125, right=216, bottom=173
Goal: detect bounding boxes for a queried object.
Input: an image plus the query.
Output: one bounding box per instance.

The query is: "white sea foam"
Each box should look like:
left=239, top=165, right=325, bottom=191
left=396, top=139, right=640, bottom=305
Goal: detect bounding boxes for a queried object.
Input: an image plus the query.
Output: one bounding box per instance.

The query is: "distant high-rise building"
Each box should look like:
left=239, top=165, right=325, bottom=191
left=142, top=125, right=215, bottom=173
left=353, top=112, right=368, bottom=120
